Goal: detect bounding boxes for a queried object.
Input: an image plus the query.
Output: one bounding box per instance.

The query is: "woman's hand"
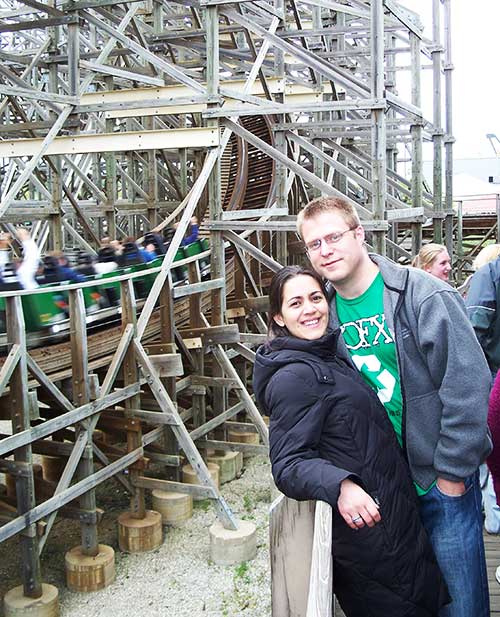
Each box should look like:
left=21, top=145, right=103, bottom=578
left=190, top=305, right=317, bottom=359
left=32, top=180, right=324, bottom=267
left=337, top=478, right=381, bottom=529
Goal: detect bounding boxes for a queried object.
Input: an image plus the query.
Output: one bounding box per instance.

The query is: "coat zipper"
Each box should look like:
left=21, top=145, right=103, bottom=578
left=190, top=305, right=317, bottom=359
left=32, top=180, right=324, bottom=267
left=392, top=284, right=408, bottom=462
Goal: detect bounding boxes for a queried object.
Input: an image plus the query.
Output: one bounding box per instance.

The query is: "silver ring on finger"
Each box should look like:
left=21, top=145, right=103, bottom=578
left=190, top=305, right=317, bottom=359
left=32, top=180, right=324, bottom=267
left=351, top=515, right=362, bottom=523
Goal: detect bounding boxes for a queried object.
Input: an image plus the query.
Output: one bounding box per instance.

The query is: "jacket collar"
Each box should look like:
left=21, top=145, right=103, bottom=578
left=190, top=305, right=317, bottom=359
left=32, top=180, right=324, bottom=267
left=326, top=252, right=407, bottom=348
left=367, top=253, right=409, bottom=293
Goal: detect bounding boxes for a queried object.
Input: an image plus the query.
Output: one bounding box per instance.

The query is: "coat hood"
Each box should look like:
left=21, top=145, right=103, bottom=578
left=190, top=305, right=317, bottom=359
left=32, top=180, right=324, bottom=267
left=253, top=329, right=340, bottom=416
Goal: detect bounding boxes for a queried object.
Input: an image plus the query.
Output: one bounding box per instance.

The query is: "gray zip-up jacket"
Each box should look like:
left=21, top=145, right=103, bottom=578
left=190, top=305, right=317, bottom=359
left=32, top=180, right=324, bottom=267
left=328, top=253, right=492, bottom=490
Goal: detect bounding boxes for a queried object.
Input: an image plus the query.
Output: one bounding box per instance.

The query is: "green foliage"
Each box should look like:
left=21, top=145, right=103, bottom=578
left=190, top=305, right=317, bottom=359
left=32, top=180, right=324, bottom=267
left=243, top=494, right=253, bottom=512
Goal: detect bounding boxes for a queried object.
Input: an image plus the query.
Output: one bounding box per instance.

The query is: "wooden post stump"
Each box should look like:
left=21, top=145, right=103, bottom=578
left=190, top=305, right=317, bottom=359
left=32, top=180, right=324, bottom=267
left=3, top=583, right=59, bottom=617
left=65, top=544, right=115, bottom=592
left=41, top=456, right=66, bottom=483
left=209, top=519, right=257, bottom=565
left=228, top=430, right=259, bottom=459
left=117, top=510, right=163, bottom=553
left=207, top=451, right=240, bottom=484
left=182, top=462, right=219, bottom=501
left=152, top=490, right=193, bottom=526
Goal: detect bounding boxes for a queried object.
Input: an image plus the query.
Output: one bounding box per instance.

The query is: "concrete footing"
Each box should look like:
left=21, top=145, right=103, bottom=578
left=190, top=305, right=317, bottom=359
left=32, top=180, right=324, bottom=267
left=3, top=584, right=59, bottom=617
left=209, top=519, right=257, bottom=565
left=182, top=463, right=219, bottom=501
left=207, top=451, right=241, bottom=484
left=152, top=490, right=193, bottom=526
left=117, top=510, right=163, bottom=553
left=65, top=544, right=115, bottom=592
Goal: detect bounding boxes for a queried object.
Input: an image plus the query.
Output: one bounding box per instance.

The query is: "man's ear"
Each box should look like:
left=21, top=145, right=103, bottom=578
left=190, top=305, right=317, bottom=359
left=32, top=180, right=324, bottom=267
left=273, top=314, right=285, bottom=327
left=354, top=224, right=365, bottom=244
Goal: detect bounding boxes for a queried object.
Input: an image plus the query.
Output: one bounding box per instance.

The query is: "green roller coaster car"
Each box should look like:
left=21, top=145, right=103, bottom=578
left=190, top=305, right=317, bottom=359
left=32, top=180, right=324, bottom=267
left=0, top=241, right=210, bottom=346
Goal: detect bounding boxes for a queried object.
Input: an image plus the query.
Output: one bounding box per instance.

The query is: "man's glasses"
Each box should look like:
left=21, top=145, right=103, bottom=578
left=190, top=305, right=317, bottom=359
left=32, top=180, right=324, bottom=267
left=304, top=226, right=357, bottom=252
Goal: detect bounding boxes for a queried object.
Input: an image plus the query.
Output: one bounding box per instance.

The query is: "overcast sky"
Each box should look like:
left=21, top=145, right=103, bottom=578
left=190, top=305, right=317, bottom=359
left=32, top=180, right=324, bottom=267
left=397, top=1, right=499, bottom=160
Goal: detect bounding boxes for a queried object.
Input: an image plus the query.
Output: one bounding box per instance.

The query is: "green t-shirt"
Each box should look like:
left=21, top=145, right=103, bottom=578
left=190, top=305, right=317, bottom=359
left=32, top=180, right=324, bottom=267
left=336, top=272, right=430, bottom=496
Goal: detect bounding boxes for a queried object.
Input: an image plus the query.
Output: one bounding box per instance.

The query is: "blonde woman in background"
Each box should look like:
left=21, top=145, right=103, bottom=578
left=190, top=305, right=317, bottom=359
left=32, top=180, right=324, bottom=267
left=473, top=244, right=500, bottom=272
left=458, top=244, right=500, bottom=297
left=411, top=243, right=451, bottom=282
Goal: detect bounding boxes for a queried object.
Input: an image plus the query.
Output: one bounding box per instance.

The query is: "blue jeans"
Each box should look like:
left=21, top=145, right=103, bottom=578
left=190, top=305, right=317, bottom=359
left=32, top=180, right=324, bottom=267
left=418, top=472, right=490, bottom=617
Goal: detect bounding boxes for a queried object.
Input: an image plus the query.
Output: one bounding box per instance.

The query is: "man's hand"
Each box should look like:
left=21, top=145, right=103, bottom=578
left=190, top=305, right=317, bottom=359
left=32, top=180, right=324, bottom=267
left=337, top=478, right=381, bottom=529
left=437, top=477, right=466, bottom=496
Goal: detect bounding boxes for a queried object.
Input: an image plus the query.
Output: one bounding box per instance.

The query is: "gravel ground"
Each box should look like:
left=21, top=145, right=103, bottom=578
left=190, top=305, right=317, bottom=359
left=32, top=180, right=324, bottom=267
left=56, top=455, right=273, bottom=617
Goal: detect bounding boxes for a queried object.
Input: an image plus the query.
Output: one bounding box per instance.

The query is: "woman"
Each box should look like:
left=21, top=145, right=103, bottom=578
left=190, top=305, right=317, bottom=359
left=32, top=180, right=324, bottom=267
left=412, top=243, right=451, bottom=282
left=253, top=266, right=449, bottom=616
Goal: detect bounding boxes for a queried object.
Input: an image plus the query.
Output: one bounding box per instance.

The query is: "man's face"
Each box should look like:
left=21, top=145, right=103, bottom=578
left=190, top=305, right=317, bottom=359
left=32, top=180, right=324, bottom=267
left=301, top=211, right=366, bottom=285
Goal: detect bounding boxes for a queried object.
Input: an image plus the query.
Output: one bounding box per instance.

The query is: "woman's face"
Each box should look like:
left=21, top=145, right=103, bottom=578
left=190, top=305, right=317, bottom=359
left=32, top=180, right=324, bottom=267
left=425, top=250, right=451, bottom=282
left=273, top=274, right=329, bottom=340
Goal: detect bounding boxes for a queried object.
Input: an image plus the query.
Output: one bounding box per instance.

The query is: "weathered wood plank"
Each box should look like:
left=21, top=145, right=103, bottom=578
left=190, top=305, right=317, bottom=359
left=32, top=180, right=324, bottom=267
left=306, top=502, right=333, bottom=617
left=270, top=495, right=315, bottom=617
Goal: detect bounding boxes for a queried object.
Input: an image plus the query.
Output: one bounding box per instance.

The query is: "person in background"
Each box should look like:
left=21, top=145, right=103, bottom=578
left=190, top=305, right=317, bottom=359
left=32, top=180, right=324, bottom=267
left=466, top=251, right=500, bottom=379
left=465, top=246, right=500, bottom=536
left=140, top=243, right=156, bottom=262
left=121, top=237, right=146, bottom=266
left=144, top=243, right=158, bottom=259
left=55, top=252, right=85, bottom=282
left=487, top=372, right=500, bottom=584
left=473, top=244, right=500, bottom=272
left=175, top=216, right=199, bottom=247
left=0, top=232, right=11, bottom=278
left=75, top=252, right=97, bottom=277
left=95, top=243, right=119, bottom=274
left=298, top=196, right=491, bottom=617
left=411, top=243, right=452, bottom=283
left=109, top=239, right=124, bottom=265
left=37, top=251, right=84, bottom=285
left=457, top=244, right=500, bottom=298
left=143, top=231, right=166, bottom=255
left=253, top=265, right=449, bottom=616
left=15, top=228, right=40, bottom=290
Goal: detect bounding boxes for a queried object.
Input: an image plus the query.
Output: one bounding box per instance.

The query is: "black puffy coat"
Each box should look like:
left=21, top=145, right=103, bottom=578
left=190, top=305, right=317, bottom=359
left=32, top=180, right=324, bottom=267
left=253, top=330, right=449, bottom=617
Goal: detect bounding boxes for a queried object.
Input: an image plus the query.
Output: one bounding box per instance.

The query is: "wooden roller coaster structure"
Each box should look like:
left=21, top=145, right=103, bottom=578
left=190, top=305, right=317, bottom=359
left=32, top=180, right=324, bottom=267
left=0, top=0, right=455, bottom=611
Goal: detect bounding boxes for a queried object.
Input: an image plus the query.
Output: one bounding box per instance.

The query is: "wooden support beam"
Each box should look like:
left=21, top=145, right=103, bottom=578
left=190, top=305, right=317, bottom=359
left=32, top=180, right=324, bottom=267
left=133, top=475, right=216, bottom=499
left=197, top=439, right=268, bottom=456
left=177, top=324, right=240, bottom=346
left=147, top=353, right=184, bottom=378
left=0, top=385, right=140, bottom=458
left=0, top=127, right=219, bottom=159
left=5, top=296, right=42, bottom=598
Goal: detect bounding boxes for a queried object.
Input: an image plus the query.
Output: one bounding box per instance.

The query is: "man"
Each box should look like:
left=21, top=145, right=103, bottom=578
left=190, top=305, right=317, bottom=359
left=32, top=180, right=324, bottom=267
left=465, top=257, right=500, bottom=539
left=465, top=256, right=500, bottom=379
left=298, top=196, right=491, bottom=617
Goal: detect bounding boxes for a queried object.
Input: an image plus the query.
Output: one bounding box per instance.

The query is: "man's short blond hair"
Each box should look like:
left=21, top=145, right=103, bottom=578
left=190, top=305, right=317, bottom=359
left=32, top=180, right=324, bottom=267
left=297, top=196, right=361, bottom=238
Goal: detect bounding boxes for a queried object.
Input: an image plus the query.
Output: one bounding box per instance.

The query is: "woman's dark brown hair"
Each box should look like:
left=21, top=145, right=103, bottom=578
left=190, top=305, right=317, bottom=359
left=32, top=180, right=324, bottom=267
left=267, top=265, right=327, bottom=338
